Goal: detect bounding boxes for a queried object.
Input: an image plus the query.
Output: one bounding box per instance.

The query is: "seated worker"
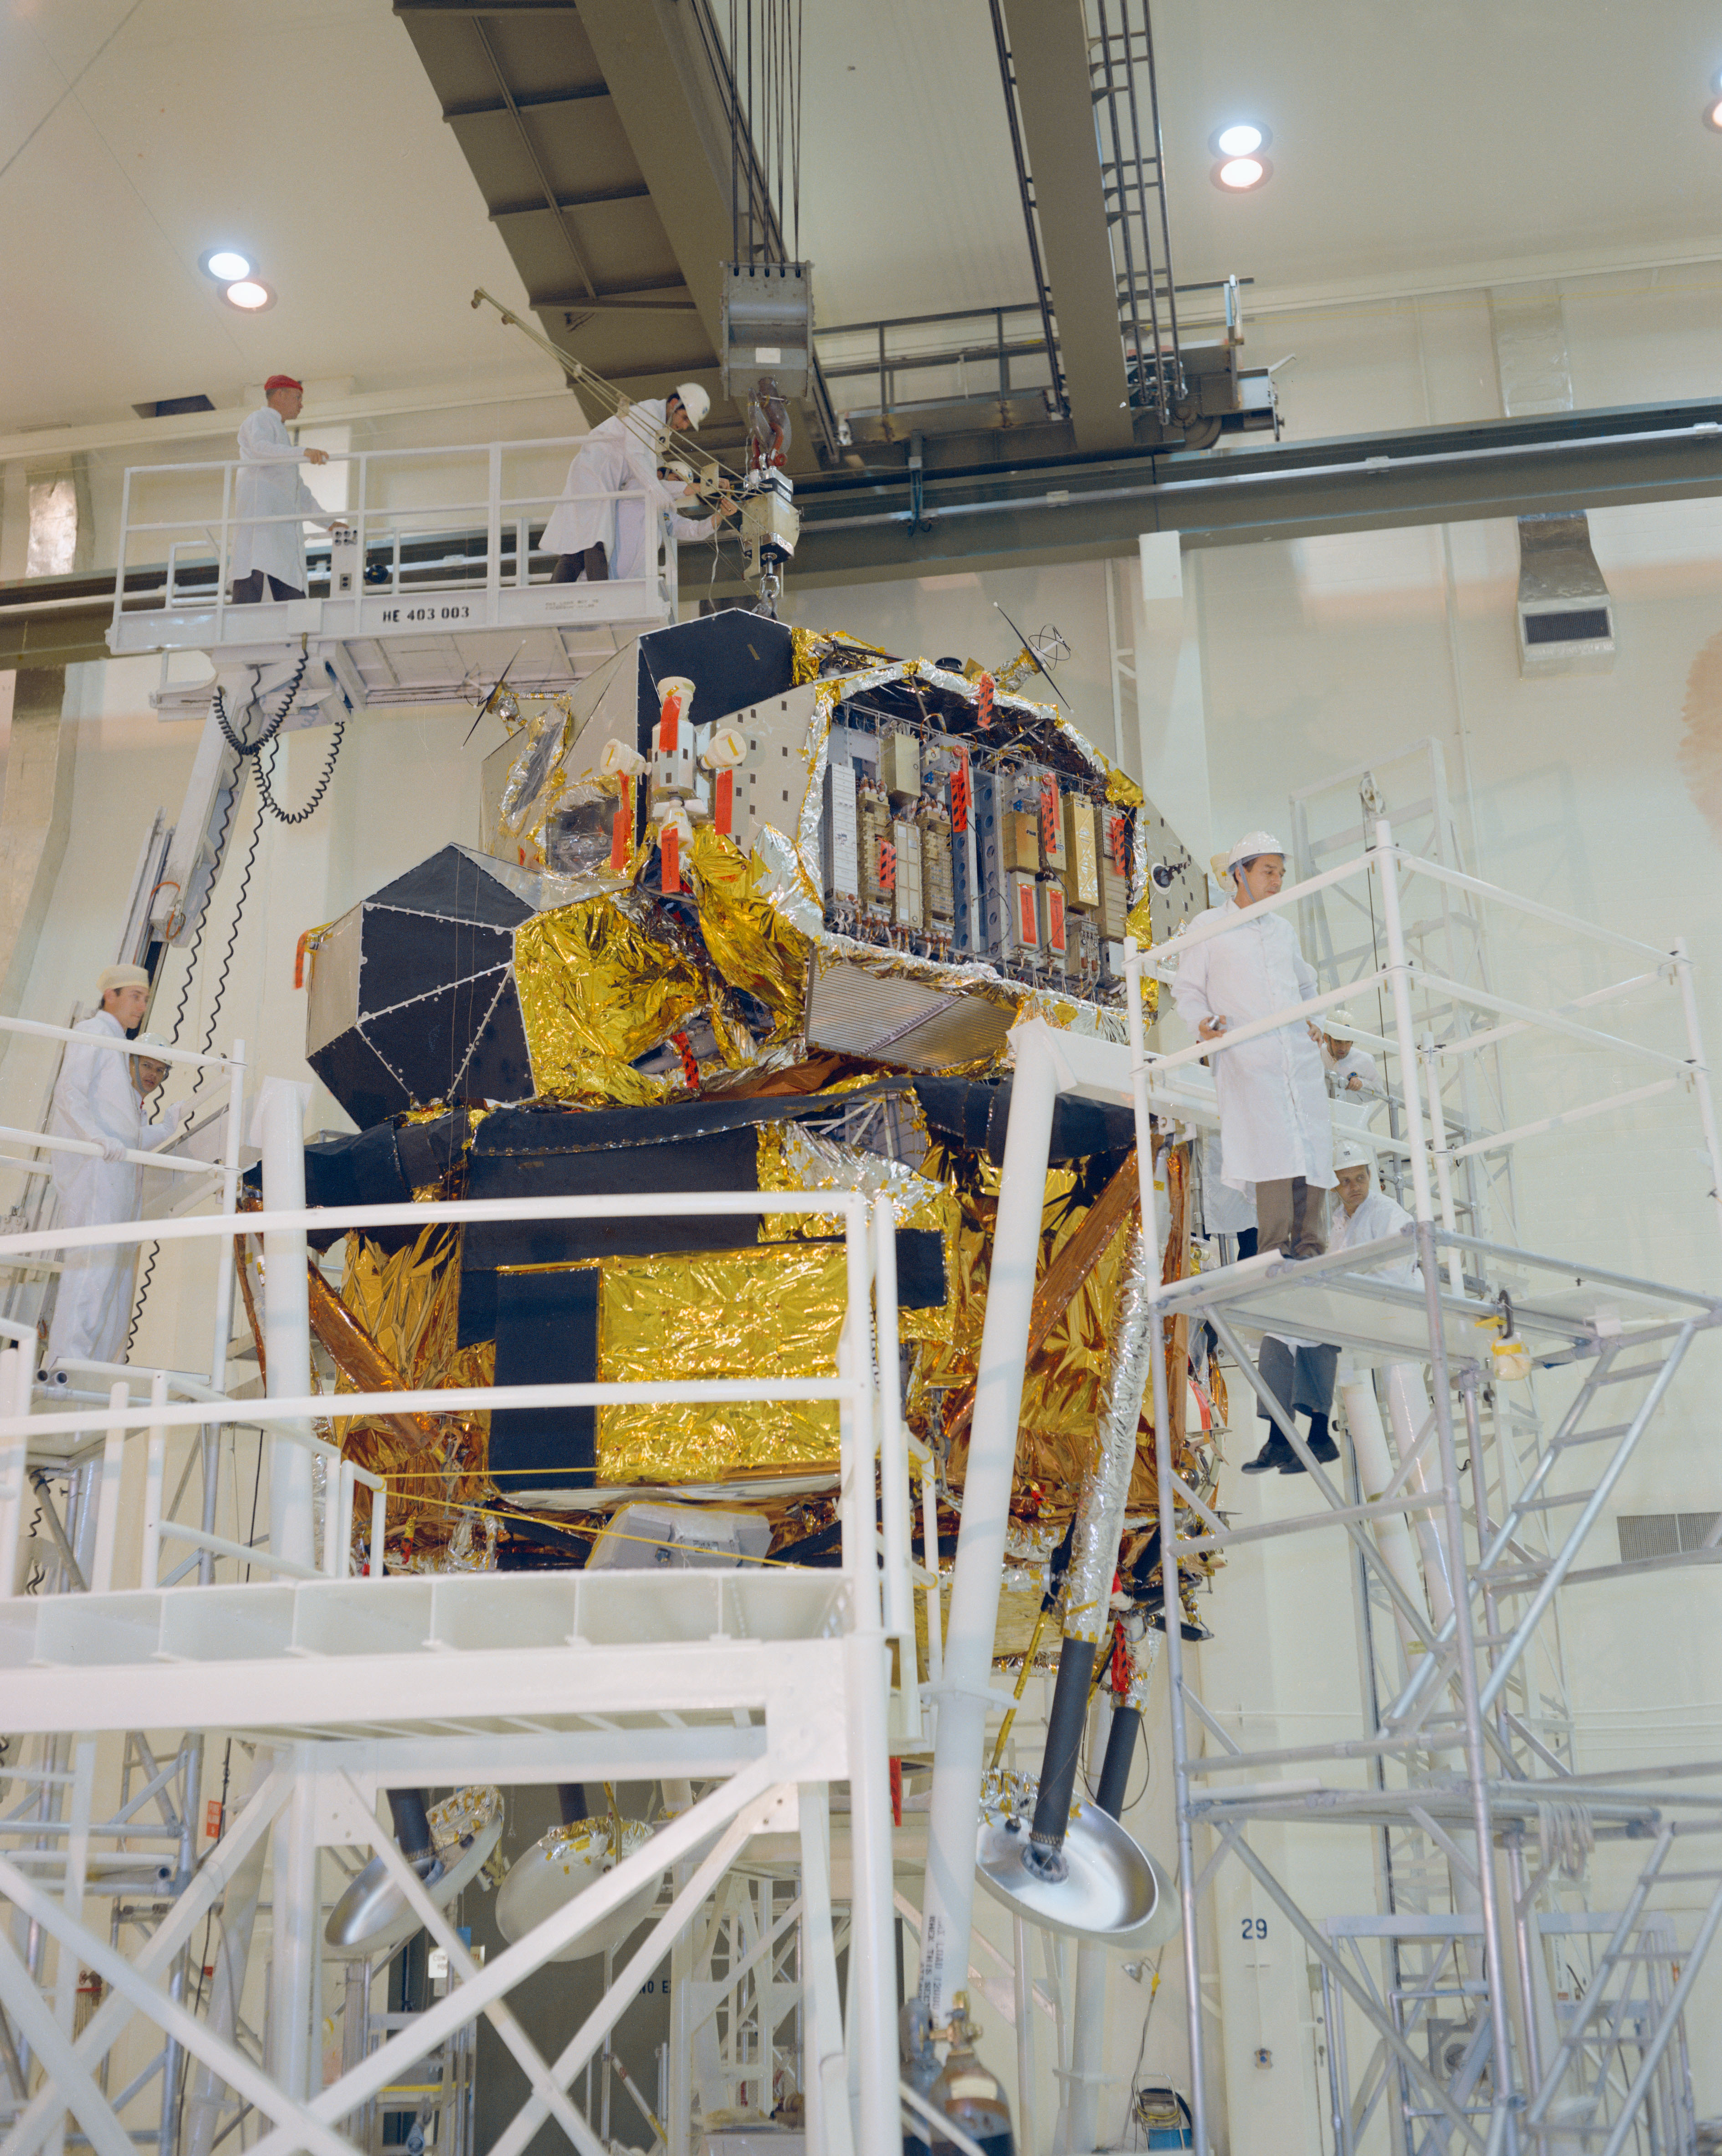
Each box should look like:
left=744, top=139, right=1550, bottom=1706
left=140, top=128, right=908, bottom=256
left=1312, top=1008, right=1380, bottom=1099
left=1242, top=1136, right=1415, bottom=1475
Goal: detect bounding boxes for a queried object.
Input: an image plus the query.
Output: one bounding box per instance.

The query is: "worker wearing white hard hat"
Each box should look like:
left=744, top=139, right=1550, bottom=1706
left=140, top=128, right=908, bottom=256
left=1311, top=1005, right=1380, bottom=1101
left=1175, top=829, right=1334, bottom=1260
left=43, top=972, right=184, bottom=1377
left=1329, top=1137, right=1418, bottom=1289
left=542, top=384, right=720, bottom=584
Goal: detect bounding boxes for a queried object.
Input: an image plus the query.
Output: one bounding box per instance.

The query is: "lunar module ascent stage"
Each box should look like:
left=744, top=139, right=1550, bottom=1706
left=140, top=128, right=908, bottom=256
left=7, top=562, right=1722, bottom=2156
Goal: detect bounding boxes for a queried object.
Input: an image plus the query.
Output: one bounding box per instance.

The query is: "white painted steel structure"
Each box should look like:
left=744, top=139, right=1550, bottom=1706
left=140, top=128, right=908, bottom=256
left=1126, top=821, right=1722, bottom=2156
left=3, top=823, right=1720, bottom=2156
left=104, top=438, right=688, bottom=710
left=0, top=1045, right=916, bottom=2156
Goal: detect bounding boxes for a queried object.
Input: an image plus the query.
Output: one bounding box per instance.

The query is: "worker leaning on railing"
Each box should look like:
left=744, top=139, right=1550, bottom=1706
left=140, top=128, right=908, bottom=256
left=41, top=965, right=184, bottom=1380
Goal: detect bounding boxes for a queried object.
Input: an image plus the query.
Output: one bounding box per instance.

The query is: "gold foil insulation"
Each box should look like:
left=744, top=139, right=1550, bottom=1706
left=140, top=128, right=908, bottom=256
left=586, top=1241, right=847, bottom=1481
left=334, top=1223, right=495, bottom=1569
left=514, top=896, right=704, bottom=1104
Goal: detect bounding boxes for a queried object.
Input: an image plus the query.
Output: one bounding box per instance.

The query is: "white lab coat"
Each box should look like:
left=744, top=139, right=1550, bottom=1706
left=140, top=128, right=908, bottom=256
left=229, top=406, right=336, bottom=590
left=45, top=1014, right=181, bottom=1371
left=1330, top=1185, right=1419, bottom=1289
left=541, top=402, right=712, bottom=577
left=1172, top=901, right=1335, bottom=1190
left=1325, top=1044, right=1380, bottom=1096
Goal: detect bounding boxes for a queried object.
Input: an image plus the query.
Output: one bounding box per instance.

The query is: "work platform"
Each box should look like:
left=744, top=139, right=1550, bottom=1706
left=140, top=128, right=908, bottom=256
left=104, top=436, right=688, bottom=712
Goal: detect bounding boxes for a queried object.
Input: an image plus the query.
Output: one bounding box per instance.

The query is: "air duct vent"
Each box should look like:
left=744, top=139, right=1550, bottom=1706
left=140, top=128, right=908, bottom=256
left=1617, top=1512, right=1720, bottom=1563
left=1515, top=513, right=1614, bottom=675
left=132, top=393, right=215, bottom=419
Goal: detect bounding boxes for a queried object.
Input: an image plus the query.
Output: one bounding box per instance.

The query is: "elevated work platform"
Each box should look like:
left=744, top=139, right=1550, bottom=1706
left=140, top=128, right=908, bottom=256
left=104, top=436, right=691, bottom=713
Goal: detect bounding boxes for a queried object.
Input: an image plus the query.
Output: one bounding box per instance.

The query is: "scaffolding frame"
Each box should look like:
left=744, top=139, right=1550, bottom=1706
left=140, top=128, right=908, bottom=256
left=1126, top=816, right=1722, bottom=2155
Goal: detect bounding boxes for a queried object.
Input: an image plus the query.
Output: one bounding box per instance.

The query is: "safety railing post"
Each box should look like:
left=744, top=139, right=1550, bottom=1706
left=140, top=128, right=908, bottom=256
left=141, top=1371, right=168, bottom=1589
left=1672, top=935, right=1722, bottom=1261
left=89, top=1384, right=128, bottom=1594
left=259, top=1082, right=315, bottom=1573
left=1372, top=819, right=1437, bottom=1226
left=872, top=1195, right=910, bottom=1640
left=486, top=444, right=503, bottom=623
left=209, top=1039, right=245, bottom=1393
left=1126, top=935, right=1210, bottom=2156
left=113, top=466, right=133, bottom=640
left=841, top=1192, right=880, bottom=1629
left=0, top=1347, right=27, bottom=1597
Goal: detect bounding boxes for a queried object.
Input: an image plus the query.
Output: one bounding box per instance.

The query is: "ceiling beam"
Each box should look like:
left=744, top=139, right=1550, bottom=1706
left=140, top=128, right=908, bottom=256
left=779, top=398, right=1722, bottom=584
left=998, top=0, right=1134, bottom=454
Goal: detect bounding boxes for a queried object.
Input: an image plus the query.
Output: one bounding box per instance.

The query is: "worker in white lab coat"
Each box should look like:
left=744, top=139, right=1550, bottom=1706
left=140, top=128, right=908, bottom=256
left=43, top=973, right=183, bottom=1376
left=1173, top=828, right=1334, bottom=1260
left=229, top=374, right=344, bottom=603
left=1329, top=1136, right=1417, bottom=1285
left=1314, top=1007, right=1381, bottom=1099
left=542, top=385, right=714, bottom=583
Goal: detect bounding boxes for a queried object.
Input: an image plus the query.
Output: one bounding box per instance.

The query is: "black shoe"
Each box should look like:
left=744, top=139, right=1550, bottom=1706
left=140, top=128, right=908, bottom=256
left=1307, top=1415, right=1339, bottom=1465
left=1242, top=1433, right=1297, bottom=1474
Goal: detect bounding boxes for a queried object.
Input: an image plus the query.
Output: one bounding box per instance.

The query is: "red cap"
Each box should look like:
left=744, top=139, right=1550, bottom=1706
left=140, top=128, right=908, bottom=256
left=263, top=373, right=303, bottom=394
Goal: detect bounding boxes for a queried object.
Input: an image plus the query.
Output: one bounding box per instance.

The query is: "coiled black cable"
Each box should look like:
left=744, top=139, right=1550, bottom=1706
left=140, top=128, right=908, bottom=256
left=214, top=654, right=347, bottom=826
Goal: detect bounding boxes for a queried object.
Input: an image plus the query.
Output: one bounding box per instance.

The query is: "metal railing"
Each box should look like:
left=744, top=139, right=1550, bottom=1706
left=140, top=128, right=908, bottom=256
left=1123, top=823, right=1722, bottom=2156
left=109, top=436, right=684, bottom=642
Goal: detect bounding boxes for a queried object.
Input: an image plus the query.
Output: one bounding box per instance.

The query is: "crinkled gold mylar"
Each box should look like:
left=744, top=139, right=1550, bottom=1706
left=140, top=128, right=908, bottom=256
left=594, top=1242, right=846, bottom=1481
left=686, top=824, right=813, bottom=1041
left=513, top=895, right=702, bottom=1104
left=336, top=1224, right=493, bottom=1568
left=754, top=1120, right=957, bottom=1344
left=1122, top=894, right=1161, bottom=1017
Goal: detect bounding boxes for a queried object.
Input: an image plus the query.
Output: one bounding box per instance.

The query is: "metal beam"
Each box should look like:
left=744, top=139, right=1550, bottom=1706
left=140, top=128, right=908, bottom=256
left=773, top=396, right=1722, bottom=587
left=998, top=0, right=1134, bottom=452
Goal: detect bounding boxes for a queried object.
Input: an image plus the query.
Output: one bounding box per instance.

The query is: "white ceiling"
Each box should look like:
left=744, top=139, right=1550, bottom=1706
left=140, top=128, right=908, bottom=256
left=0, top=0, right=549, bottom=435
left=5, top=0, right=1722, bottom=442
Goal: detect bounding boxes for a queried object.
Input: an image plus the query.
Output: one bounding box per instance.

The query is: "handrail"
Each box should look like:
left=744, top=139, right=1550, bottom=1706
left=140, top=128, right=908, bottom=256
left=0, top=1182, right=913, bottom=1625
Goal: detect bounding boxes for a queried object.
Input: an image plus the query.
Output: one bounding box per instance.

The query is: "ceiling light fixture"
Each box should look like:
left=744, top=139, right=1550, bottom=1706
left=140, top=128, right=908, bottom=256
left=1212, top=123, right=1267, bottom=157
left=223, top=279, right=274, bottom=311
left=1706, top=95, right=1722, bottom=131
left=200, top=248, right=252, bottom=281
left=1214, top=156, right=1269, bottom=191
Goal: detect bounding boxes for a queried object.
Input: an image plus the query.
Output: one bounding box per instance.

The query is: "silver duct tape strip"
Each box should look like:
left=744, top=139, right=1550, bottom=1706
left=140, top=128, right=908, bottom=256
left=1061, top=1220, right=1156, bottom=1645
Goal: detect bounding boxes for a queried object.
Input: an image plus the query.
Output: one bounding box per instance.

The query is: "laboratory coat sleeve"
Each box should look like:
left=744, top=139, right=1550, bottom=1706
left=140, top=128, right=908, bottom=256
left=1171, top=940, right=1216, bottom=1032
left=53, top=1041, right=108, bottom=1145
left=236, top=410, right=306, bottom=462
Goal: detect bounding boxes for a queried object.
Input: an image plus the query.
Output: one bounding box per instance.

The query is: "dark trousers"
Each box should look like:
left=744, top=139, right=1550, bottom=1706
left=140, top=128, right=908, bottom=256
left=1256, top=1176, right=1327, bottom=1259
left=551, top=543, right=609, bottom=583
left=1256, top=1335, right=1338, bottom=1426
left=230, top=572, right=302, bottom=603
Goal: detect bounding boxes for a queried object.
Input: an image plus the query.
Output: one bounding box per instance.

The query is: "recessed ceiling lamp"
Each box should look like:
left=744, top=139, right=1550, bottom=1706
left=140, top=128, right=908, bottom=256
left=1214, top=155, right=1270, bottom=190
left=200, top=247, right=252, bottom=281
left=1211, top=123, right=1267, bottom=157
left=1706, top=93, right=1722, bottom=131
left=223, top=279, right=274, bottom=311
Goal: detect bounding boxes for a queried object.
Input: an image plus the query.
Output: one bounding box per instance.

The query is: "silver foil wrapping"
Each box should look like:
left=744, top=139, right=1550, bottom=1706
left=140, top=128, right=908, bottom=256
left=1061, top=1220, right=1157, bottom=1646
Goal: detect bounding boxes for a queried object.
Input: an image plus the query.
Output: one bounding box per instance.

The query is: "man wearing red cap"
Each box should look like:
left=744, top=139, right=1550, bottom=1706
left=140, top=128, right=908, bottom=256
left=229, top=375, right=344, bottom=603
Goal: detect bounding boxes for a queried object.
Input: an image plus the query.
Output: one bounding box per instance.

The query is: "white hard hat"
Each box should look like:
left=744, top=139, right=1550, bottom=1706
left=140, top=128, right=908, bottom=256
left=672, top=383, right=711, bottom=430
left=1225, top=829, right=1285, bottom=871
left=1333, top=1136, right=1376, bottom=1172
left=133, top=1033, right=169, bottom=1053
left=1325, top=1007, right=1356, bottom=1034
